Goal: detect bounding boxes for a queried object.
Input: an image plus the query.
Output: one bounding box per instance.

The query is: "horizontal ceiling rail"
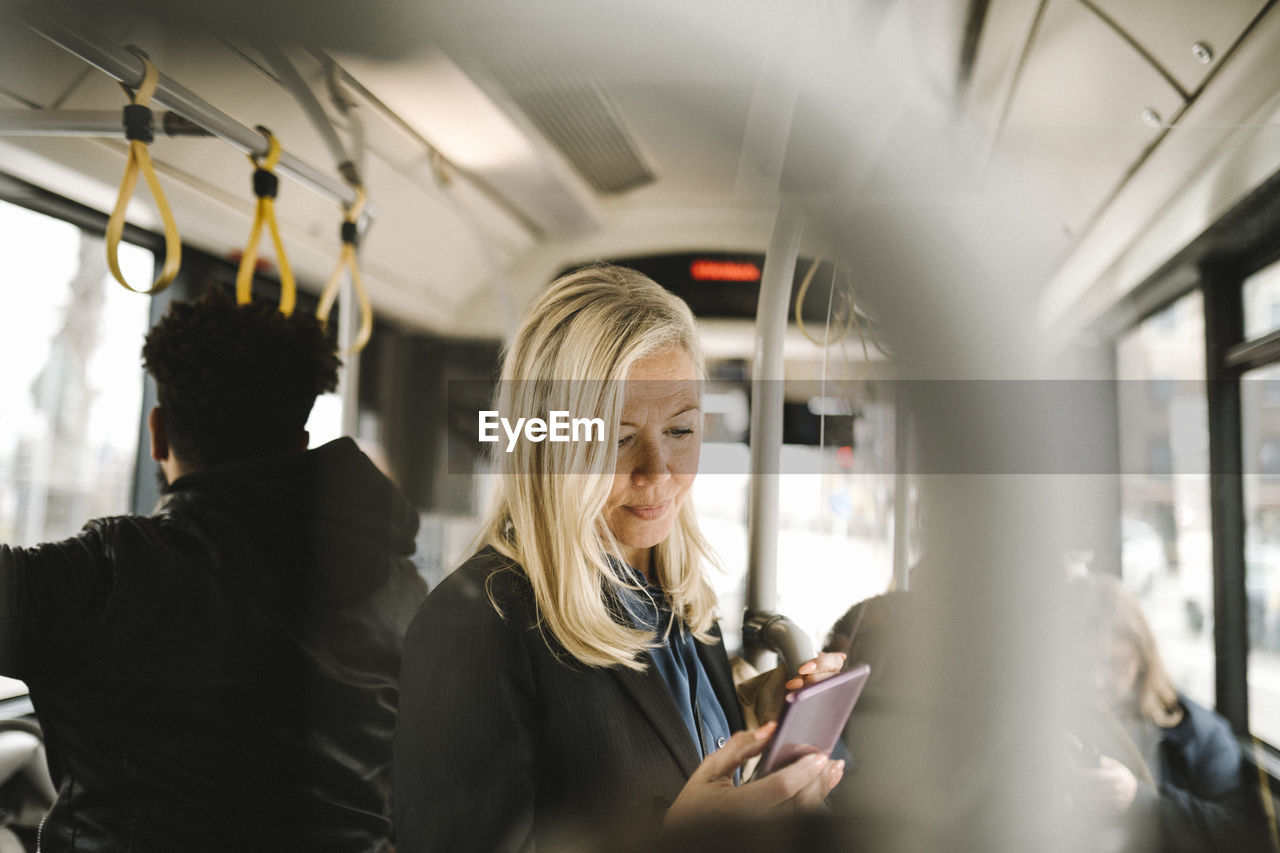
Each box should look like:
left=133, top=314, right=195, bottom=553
left=0, top=109, right=213, bottom=136
left=20, top=10, right=371, bottom=218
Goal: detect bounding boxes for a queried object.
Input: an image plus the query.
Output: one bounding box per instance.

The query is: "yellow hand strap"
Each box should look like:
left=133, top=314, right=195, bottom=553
left=235, top=127, right=296, bottom=316
left=106, top=56, right=182, bottom=294
left=317, top=186, right=373, bottom=352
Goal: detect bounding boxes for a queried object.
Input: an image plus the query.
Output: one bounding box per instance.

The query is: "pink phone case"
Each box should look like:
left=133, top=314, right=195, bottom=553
left=753, top=663, right=870, bottom=778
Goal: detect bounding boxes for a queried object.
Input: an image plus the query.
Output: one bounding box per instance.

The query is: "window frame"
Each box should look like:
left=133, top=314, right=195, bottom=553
left=1106, top=163, right=1280, bottom=763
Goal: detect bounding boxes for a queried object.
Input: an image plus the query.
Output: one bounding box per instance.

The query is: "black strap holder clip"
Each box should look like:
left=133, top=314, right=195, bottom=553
left=252, top=168, right=279, bottom=199
left=340, top=221, right=359, bottom=247
left=122, top=104, right=154, bottom=143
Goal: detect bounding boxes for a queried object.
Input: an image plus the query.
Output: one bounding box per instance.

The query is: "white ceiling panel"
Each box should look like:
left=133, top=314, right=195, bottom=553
left=1089, top=0, right=1269, bottom=95
left=992, top=0, right=1185, bottom=237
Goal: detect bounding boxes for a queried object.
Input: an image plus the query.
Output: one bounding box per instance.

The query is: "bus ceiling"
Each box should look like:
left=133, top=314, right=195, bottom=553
left=0, top=2, right=1279, bottom=347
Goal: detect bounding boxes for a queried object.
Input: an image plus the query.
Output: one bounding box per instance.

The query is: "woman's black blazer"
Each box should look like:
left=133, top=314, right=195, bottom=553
left=393, top=547, right=745, bottom=852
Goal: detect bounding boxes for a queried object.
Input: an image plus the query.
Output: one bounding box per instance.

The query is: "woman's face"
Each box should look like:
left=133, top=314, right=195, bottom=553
left=605, top=346, right=701, bottom=577
left=1094, top=632, right=1142, bottom=712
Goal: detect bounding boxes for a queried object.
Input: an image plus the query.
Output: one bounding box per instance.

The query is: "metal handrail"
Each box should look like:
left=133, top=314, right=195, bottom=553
left=21, top=10, right=370, bottom=217
left=0, top=109, right=212, bottom=136
left=745, top=200, right=802, bottom=623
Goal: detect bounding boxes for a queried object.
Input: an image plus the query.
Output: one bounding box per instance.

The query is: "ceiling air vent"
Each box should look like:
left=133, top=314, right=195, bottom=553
left=491, top=65, right=655, bottom=195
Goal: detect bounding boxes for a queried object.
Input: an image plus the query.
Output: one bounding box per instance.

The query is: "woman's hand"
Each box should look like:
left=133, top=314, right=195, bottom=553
left=1070, top=754, right=1138, bottom=818
left=664, top=723, right=844, bottom=828
left=753, top=653, right=847, bottom=726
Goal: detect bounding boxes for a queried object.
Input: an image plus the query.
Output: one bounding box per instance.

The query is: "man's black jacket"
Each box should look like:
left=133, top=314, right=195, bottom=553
left=0, top=438, right=427, bottom=852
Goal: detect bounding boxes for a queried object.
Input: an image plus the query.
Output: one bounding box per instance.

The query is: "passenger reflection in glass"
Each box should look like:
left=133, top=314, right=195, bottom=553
left=393, top=264, right=847, bottom=851
left=1067, top=574, right=1268, bottom=852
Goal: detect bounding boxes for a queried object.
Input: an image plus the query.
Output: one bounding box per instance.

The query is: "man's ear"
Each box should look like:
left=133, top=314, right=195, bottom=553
left=148, top=406, right=169, bottom=462
left=296, top=429, right=310, bottom=452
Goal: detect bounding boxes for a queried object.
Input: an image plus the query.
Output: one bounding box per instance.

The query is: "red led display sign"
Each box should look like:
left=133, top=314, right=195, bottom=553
left=689, top=259, right=762, bottom=282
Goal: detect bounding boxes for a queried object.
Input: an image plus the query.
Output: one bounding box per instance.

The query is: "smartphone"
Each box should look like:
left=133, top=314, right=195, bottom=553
left=753, top=663, right=871, bottom=778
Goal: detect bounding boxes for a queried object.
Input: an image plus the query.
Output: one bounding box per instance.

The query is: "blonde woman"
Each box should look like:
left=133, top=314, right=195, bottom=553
left=394, top=264, right=846, bottom=851
left=1070, top=574, right=1267, bottom=852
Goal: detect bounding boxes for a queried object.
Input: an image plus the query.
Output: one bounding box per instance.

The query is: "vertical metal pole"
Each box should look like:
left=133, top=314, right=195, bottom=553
left=338, top=278, right=361, bottom=438
left=746, top=201, right=803, bottom=616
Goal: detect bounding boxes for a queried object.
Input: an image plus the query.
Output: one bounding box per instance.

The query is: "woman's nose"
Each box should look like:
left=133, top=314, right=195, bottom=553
left=631, top=440, right=670, bottom=484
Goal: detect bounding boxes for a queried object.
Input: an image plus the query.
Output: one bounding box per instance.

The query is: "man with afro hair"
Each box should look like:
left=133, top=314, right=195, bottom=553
left=0, top=287, right=427, bottom=852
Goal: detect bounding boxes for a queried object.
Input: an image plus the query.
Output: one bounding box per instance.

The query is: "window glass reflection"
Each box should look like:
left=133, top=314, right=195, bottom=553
left=1243, top=259, right=1280, bottom=341
left=1240, top=364, right=1280, bottom=745
left=691, top=384, right=896, bottom=654
left=1117, top=291, right=1214, bottom=710
left=0, top=198, right=153, bottom=546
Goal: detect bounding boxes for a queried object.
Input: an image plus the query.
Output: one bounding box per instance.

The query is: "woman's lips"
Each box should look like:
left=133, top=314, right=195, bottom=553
left=625, top=503, right=669, bottom=520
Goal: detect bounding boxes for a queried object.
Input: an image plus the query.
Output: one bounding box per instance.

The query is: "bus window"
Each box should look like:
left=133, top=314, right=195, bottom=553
left=1116, top=291, right=1213, bottom=710
left=0, top=197, right=153, bottom=546
left=1242, top=364, right=1280, bottom=746
left=692, top=438, right=896, bottom=653
left=1243, top=259, right=1280, bottom=341
left=690, top=373, right=895, bottom=653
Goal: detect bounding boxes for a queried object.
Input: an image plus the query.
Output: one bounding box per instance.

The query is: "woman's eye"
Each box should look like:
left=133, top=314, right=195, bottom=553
left=617, top=434, right=633, bottom=448
left=669, top=428, right=694, bottom=438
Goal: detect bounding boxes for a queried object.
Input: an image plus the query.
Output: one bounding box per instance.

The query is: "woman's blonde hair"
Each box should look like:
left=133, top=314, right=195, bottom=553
left=476, top=263, right=721, bottom=669
left=1079, top=574, right=1184, bottom=727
